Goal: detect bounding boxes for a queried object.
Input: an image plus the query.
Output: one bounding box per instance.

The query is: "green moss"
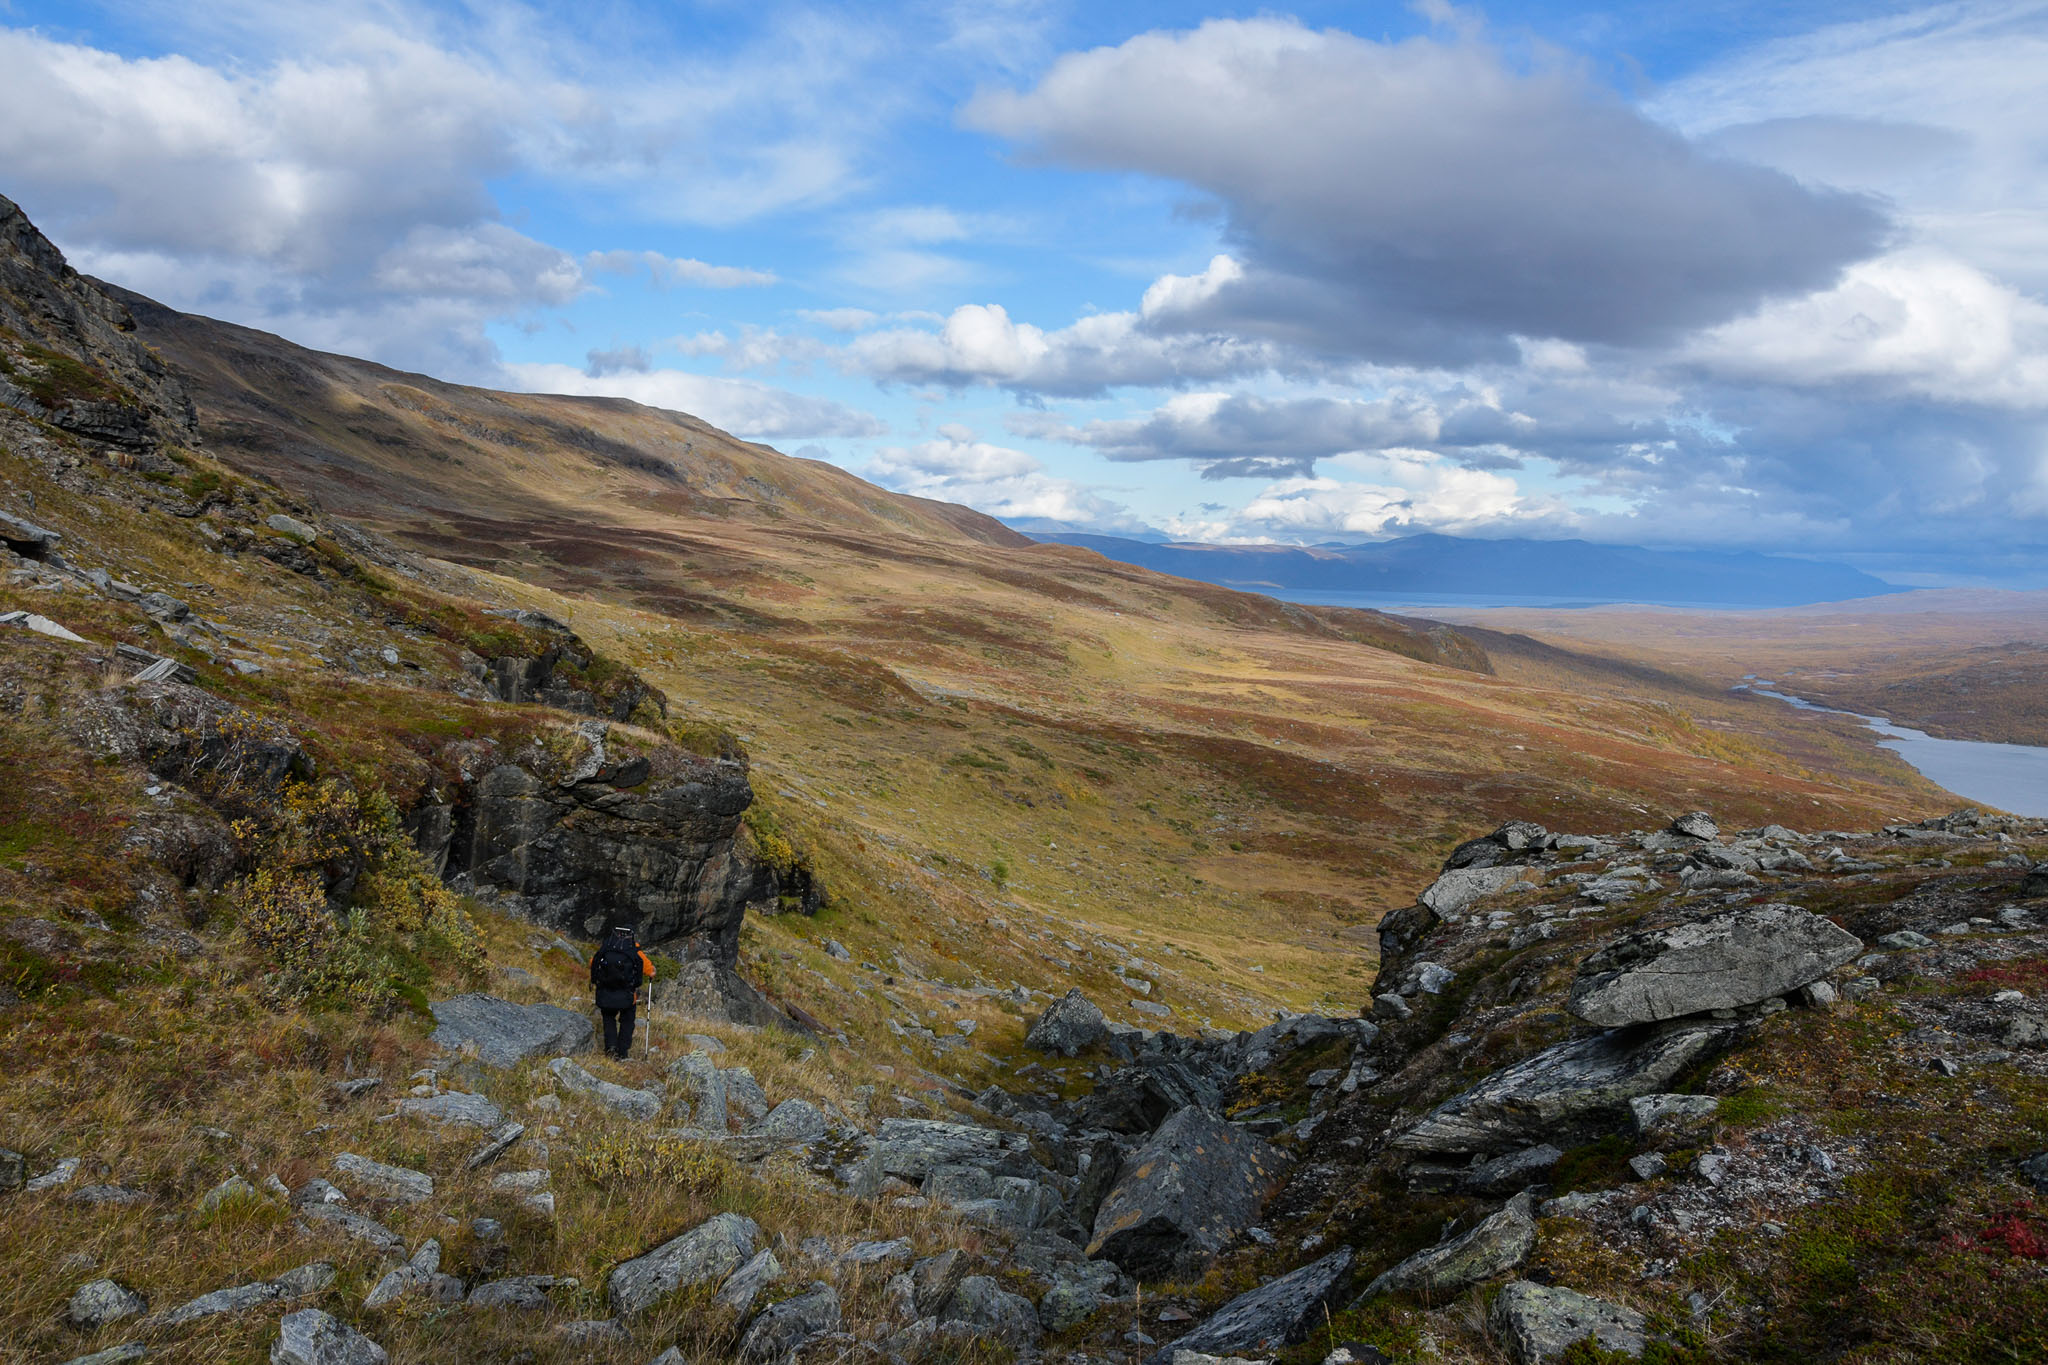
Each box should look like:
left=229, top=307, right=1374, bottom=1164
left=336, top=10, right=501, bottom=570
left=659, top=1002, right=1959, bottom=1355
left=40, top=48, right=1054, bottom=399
left=1716, top=1086, right=1793, bottom=1126
left=1550, top=1134, right=1638, bottom=1195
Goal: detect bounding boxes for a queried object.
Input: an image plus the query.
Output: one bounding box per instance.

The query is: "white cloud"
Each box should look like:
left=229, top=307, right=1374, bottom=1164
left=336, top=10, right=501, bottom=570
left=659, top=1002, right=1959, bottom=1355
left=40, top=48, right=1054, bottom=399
left=799, top=308, right=881, bottom=332
left=586, top=249, right=778, bottom=289
left=861, top=434, right=1141, bottom=528
left=505, top=362, right=886, bottom=441
left=1224, top=454, right=1540, bottom=539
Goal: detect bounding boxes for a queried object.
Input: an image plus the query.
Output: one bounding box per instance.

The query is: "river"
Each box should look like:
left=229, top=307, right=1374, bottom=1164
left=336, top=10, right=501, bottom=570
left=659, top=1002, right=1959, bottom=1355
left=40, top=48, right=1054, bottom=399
left=1737, top=680, right=2048, bottom=818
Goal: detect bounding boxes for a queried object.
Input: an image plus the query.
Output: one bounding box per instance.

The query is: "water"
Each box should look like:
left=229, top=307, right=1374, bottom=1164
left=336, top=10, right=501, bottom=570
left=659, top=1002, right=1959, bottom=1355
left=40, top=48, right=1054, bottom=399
left=1737, top=681, right=2048, bottom=817
left=1263, top=588, right=1806, bottom=612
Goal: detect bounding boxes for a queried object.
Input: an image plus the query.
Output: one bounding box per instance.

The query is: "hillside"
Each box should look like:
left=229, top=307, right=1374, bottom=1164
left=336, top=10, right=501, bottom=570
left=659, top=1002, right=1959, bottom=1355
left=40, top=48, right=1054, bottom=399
left=3, top=189, right=2027, bottom=1365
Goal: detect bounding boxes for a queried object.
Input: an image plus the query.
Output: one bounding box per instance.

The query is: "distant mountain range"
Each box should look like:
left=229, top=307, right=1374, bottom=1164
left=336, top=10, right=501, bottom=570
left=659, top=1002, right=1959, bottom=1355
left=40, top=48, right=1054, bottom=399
left=1028, top=532, right=1899, bottom=608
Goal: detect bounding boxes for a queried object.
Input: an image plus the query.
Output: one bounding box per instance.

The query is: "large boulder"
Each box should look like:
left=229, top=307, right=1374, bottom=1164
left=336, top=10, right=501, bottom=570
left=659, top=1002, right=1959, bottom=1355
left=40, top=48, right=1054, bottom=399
left=608, top=1212, right=761, bottom=1318
left=270, top=1309, right=387, bottom=1365
left=1569, top=905, right=1862, bottom=1026
left=1419, top=866, right=1536, bottom=921
left=1357, top=1192, right=1536, bottom=1301
left=1489, top=1281, right=1646, bottom=1364
left=429, top=994, right=594, bottom=1068
left=860, top=1119, right=1034, bottom=1187
left=1391, top=1020, right=1736, bottom=1156
left=1089, top=1107, right=1289, bottom=1275
left=656, top=958, right=795, bottom=1029
left=939, top=1276, right=1042, bottom=1347
left=441, top=729, right=757, bottom=959
left=1027, top=989, right=1108, bottom=1056
left=1149, top=1248, right=1353, bottom=1364
left=66, top=1279, right=146, bottom=1329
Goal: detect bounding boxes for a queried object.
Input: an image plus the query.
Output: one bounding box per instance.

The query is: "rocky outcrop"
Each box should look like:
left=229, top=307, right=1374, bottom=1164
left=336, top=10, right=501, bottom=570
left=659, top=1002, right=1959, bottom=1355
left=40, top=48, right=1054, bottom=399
left=1568, top=904, right=1863, bottom=1025
left=428, top=994, right=594, bottom=1068
left=1089, top=1107, right=1289, bottom=1275
left=740, top=1281, right=841, bottom=1361
left=1489, top=1281, right=1646, bottom=1363
left=0, top=193, right=197, bottom=451
left=1419, top=865, right=1537, bottom=920
left=1151, top=1248, right=1353, bottom=1363
left=1391, top=1020, right=1737, bottom=1156
left=465, top=609, right=667, bottom=723
left=656, top=958, right=798, bottom=1029
left=270, top=1308, right=387, bottom=1365
left=608, top=1212, right=760, bottom=1318
left=1357, top=1192, right=1537, bottom=1301
left=429, top=722, right=759, bottom=958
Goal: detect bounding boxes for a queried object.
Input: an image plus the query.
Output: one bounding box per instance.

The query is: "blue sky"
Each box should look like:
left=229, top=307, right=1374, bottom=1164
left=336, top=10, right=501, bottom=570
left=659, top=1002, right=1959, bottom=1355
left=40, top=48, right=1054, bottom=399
left=3, top=1, right=2046, bottom=584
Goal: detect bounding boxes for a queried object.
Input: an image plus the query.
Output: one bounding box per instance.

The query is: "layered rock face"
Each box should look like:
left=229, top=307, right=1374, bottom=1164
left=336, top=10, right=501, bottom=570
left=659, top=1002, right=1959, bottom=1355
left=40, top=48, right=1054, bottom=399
left=418, top=723, right=761, bottom=959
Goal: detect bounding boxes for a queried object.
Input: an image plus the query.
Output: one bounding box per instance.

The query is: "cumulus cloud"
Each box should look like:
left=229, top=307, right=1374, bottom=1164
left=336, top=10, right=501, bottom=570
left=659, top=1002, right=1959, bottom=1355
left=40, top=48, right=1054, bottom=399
left=967, top=18, right=1889, bottom=363
left=861, top=433, right=1141, bottom=529
left=846, top=301, right=1283, bottom=395
left=586, top=249, right=779, bottom=289
left=1164, top=451, right=1544, bottom=541
left=506, top=362, right=886, bottom=441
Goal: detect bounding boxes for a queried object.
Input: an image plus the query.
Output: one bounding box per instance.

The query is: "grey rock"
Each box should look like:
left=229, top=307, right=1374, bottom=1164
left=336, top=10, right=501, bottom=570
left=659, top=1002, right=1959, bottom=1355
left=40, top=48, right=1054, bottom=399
left=0, top=1147, right=23, bottom=1191
left=1028, top=988, right=1109, bottom=1056
left=723, top=1068, right=770, bottom=1123
left=155, top=1280, right=278, bottom=1328
left=1628, top=1153, right=1668, bottom=1181
left=138, top=591, right=190, bottom=622
left=549, top=1057, right=661, bottom=1120
left=1630, top=1094, right=1720, bottom=1144
left=1393, top=1020, right=1736, bottom=1155
left=1038, top=1260, right=1121, bottom=1333
left=1569, top=905, right=1862, bottom=1026
left=23, top=1156, right=82, bottom=1191
left=939, top=1276, right=1040, bottom=1347
left=465, top=1121, right=526, bottom=1170
left=67, top=1279, right=147, bottom=1329
left=467, top=1275, right=574, bottom=1310
left=1670, top=811, right=1719, bottom=840
left=2019, top=1151, right=2048, bottom=1195
left=270, top=1309, right=387, bottom=1365
left=609, top=1211, right=761, bottom=1318
left=1373, top=992, right=1413, bottom=1021
left=648, top=1351, right=689, bottom=1365
left=910, top=1250, right=968, bottom=1318
left=1420, top=866, right=1534, bottom=921
left=271, top=1263, right=337, bottom=1300
left=1089, top=1106, right=1289, bottom=1275
left=752, top=1098, right=827, bottom=1142
left=266, top=515, right=320, bottom=543
left=716, top=1249, right=785, bottom=1314
left=1150, top=1247, right=1353, bottom=1363
left=394, top=1091, right=503, bottom=1128
left=70, top=1185, right=149, bottom=1205
left=0, top=509, right=62, bottom=554
left=740, top=1281, right=841, bottom=1361
left=331, top=1078, right=380, bottom=1101
left=668, top=1053, right=729, bottom=1130
left=1879, top=930, right=1934, bottom=951
left=290, top=1178, right=347, bottom=1209
left=655, top=959, right=795, bottom=1029
left=296, top=1203, right=406, bottom=1258
left=1465, top=1145, right=1562, bottom=1196
left=1490, top=1280, right=1646, bottom=1364
left=363, top=1241, right=447, bottom=1309
left=429, top=994, right=594, bottom=1069
left=825, top=940, right=851, bottom=960
left=1358, top=1192, right=1537, bottom=1300
left=331, top=1154, right=432, bottom=1204
left=862, top=1118, right=1032, bottom=1184
left=58, top=1345, right=146, bottom=1365
left=197, top=1174, right=257, bottom=1213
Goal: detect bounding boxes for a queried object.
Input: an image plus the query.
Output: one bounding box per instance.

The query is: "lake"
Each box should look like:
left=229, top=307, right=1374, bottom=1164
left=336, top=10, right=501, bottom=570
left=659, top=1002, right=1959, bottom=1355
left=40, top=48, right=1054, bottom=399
left=1738, top=682, right=2048, bottom=818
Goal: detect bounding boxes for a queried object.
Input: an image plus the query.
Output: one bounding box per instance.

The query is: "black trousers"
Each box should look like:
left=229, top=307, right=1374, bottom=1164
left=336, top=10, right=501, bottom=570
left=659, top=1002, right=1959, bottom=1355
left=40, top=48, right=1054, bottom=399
left=600, top=1003, right=637, bottom=1058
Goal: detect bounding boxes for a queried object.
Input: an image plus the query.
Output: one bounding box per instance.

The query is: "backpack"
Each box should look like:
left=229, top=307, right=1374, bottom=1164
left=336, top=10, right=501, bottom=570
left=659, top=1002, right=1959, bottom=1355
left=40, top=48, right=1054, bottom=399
left=591, top=940, right=642, bottom=991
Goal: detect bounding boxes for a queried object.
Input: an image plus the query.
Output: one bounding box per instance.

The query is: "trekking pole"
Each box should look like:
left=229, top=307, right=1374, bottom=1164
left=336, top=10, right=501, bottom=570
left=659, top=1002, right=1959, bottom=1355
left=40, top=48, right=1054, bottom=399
left=642, top=984, right=653, bottom=1062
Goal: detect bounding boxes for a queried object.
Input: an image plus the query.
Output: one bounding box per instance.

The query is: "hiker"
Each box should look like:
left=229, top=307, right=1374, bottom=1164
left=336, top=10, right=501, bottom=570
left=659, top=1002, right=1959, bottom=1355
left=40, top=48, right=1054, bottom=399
left=589, top=924, right=655, bottom=1060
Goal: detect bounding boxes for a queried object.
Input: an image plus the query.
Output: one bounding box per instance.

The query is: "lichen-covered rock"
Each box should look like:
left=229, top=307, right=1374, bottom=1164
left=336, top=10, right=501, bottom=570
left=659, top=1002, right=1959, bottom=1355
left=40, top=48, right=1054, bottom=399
left=1089, top=1107, right=1289, bottom=1275
left=270, top=1308, right=388, bottom=1365
left=1489, top=1280, right=1646, bottom=1363
left=394, top=1091, right=503, bottom=1128
left=609, top=1212, right=760, bottom=1318
left=332, top=1153, right=433, bottom=1204
left=1392, top=1021, right=1736, bottom=1156
left=1419, top=866, right=1536, bottom=921
left=66, top=1279, right=146, bottom=1330
left=429, top=994, right=593, bottom=1068
left=1150, top=1247, right=1353, bottom=1363
left=739, top=1281, right=841, bottom=1361
left=938, top=1276, right=1040, bottom=1347
left=716, top=1249, right=785, bottom=1315
left=1569, top=905, right=1862, bottom=1026
left=1357, top=1192, right=1536, bottom=1300
left=1027, top=988, right=1108, bottom=1056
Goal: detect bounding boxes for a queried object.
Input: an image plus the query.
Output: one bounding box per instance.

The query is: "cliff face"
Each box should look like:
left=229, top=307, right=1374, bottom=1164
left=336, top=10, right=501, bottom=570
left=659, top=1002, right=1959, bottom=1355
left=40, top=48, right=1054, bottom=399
left=0, top=193, right=195, bottom=449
